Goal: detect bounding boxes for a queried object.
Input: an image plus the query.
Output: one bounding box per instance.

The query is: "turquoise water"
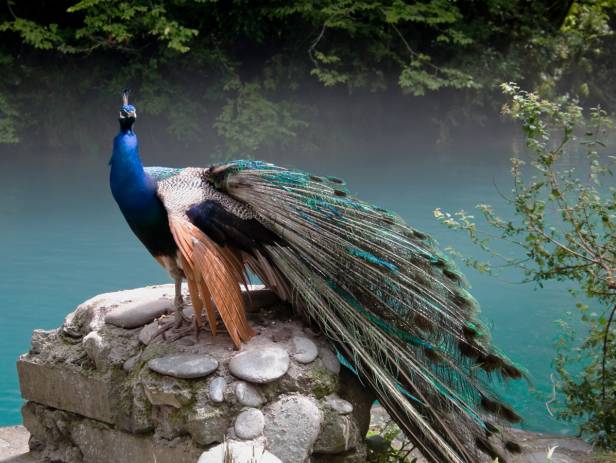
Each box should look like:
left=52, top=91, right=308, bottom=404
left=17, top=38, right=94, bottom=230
left=0, top=144, right=581, bottom=435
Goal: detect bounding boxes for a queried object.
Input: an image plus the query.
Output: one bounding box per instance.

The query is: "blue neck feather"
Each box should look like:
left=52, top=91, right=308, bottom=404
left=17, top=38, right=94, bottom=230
left=109, top=126, right=178, bottom=258
left=109, top=128, right=157, bottom=213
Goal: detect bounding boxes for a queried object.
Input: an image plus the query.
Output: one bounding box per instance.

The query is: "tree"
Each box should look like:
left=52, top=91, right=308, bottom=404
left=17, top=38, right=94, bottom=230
left=435, top=83, right=616, bottom=447
left=1, top=1, right=615, bottom=153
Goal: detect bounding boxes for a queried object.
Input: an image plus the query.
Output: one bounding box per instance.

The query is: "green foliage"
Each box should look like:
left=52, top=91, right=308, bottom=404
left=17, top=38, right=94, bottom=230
left=435, top=84, right=616, bottom=448
left=213, top=80, right=308, bottom=158
left=554, top=314, right=616, bottom=448
left=530, top=0, right=616, bottom=101
left=0, top=92, right=18, bottom=144
left=1, top=1, right=615, bottom=152
left=0, top=18, right=63, bottom=50
left=367, top=419, right=418, bottom=462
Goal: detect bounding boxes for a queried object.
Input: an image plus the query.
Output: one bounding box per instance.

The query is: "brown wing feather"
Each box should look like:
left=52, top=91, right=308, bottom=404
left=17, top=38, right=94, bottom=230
left=170, top=217, right=254, bottom=347
left=243, top=250, right=292, bottom=302
left=197, top=278, right=217, bottom=335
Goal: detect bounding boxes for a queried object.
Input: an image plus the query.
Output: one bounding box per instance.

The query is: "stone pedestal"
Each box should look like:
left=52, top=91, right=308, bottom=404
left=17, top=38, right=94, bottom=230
left=17, top=285, right=373, bottom=463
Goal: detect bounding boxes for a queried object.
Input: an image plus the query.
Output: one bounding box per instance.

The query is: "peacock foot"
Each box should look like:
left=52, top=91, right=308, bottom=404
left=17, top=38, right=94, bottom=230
left=153, top=307, right=200, bottom=342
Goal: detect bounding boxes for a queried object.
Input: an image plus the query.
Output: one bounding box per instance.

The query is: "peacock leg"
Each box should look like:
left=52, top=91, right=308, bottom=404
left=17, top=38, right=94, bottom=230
left=154, top=278, right=195, bottom=341
left=173, top=278, right=193, bottom=323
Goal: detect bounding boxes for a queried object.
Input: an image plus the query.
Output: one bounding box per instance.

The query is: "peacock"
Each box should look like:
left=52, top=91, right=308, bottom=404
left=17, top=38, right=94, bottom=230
left=109, top=91, right=525, bottom=463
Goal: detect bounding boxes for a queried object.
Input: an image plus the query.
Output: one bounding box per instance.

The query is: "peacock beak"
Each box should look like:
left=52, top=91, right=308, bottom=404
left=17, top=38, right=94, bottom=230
left=119, top=110, right=137, bottom=119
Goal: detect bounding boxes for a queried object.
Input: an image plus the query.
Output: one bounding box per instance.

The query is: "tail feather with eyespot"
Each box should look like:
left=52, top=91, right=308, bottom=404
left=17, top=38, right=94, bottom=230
left=204, top=160, right=526, bottom=463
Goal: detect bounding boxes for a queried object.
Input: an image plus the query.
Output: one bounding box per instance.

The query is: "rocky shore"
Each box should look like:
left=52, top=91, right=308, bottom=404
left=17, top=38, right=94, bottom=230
left=17, top=285, right=372, bottom=463
left=13, top=285, right=595, bottom=463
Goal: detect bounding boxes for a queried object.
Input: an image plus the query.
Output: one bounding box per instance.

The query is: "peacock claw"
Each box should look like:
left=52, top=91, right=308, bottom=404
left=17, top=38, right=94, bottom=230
left=179, top=308, right=192, bottom=323
left=164, top=324, right=196, bottom=342
left=153, top=307, right=201, bottom=342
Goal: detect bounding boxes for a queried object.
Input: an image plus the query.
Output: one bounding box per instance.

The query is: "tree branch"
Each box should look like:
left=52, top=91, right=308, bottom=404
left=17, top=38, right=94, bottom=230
left=602, top=304, right=616, bottom=402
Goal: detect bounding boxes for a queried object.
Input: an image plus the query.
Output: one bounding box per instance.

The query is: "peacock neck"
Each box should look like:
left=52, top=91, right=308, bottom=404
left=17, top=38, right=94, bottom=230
left=110, top=129, right=156, bottom=212
left=111, top=129, right=142, bottom=175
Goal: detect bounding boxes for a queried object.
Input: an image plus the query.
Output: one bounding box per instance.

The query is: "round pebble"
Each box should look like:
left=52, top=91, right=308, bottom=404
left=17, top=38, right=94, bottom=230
left=209, top=377, right=226, bottom=403
left=148, top=354, right=218, bottom=379
left=105, top=298, right=171, bottom=328
left=324, top=394, right=353, bottom=415
left=291, top=336, right=318, bottom=363
left=263, top=396, right=323, bottom=462
left=234, top=408, right=265, bottom=439
left=235, top=382, right=265, bottom=407
left=319, top=347, right=340, bottom=374
left=229, top=346, right=290, bottom=384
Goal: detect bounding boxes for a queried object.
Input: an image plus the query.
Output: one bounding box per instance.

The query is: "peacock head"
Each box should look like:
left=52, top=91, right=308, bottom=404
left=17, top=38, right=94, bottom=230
left=119, top=89, right=137, bottom=131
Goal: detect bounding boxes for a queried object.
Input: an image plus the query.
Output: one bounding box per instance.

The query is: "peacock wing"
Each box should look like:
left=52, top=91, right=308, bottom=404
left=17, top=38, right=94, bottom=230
left=206, top=160, right=525, bottom=463
left=155, top=167, right=255, bottom=348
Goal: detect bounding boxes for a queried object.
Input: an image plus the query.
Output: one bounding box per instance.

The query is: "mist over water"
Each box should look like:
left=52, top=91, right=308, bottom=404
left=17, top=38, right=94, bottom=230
left=0, top=106, right=580, bottom=434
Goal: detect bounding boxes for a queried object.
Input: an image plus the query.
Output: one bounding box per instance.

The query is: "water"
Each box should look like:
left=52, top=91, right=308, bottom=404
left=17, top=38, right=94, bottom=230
left=0, top=141, right=581, bottom=434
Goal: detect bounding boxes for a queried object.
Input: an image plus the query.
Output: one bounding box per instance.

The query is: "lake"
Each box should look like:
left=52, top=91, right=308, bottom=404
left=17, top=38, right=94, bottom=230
left=0, top=135, right=581, bottom=435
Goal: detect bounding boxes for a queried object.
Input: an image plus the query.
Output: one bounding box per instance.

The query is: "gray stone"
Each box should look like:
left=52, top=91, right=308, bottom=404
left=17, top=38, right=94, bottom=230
left=313, top=411, right=359, bottom=454
left=123, top=354, right=140, bottom=372
left=17, top=359, right=115, bottom=424
left=138, top=321, right=159, bottom=345
left=0, top=425, right=34, bottom=462
left=234, top=408, right=265, bottom=440
left=338, top=370, right=374, bottom=436
left=71, top=418, right=202, bottom=463
left=264, top=395, right=323, bottom=463
left=148, top=354, right=218, bottom=379
left=30, top=329, right=56, bottom=355
left=21, top=403, right=81, bottom=462
left=235, top=381, right=265, bottom=407
left=62, top=295, right=109, bottom=338
left=82, top=331, right=110, bottom=370
left=81, top=330, right=138, bottom=372
left=22, top=401, right=203, bottom=463
left=185, top=404, right=229, bottom=446
left=123, top=383, right=153, bottom=433
left=105, top=297, right=172, bottom=329
left=229, top=346, right=289, bottom=384
left=197, top=440, right=282, bottom=463
left=209, top=377, right=226, bottom=403
left=63, top=286, right=176, bottom=336
left=291, top=336, right=318, bottom=363
left=325, top=393, right=354, bottom=415
left=319, top=346, right=341, bottom=374
left=278, top=362, right=338, bottom=398
left=151, top=405, right=184, bottom=440
left=142, top=376, right=193, bottom=409
left=507, top=428, right=594, bottom=463
left=82, top=326, right=141, bottom=372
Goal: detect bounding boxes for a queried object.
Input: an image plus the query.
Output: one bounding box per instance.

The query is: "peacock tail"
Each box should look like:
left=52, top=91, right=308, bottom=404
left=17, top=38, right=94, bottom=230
left=136, top=159, right=526, bottom=463
left=199, top=159, right=526, bottom=463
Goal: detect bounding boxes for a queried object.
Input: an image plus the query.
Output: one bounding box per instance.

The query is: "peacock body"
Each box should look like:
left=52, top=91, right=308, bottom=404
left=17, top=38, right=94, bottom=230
left=109, top=93, right=525, bottom=463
